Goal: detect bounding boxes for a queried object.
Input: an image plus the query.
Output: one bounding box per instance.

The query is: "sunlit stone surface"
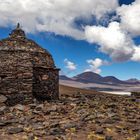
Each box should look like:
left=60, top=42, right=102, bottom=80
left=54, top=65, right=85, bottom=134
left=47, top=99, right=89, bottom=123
left=0, top=24, right=60, bottom=105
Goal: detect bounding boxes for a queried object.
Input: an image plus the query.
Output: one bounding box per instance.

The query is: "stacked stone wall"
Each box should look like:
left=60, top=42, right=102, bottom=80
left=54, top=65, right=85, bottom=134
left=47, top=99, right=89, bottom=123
left=0, top=25, right=60, bottom=105
left=0, top=51, right=33, bottom=105
left=33, top=67, right=59, bottom=100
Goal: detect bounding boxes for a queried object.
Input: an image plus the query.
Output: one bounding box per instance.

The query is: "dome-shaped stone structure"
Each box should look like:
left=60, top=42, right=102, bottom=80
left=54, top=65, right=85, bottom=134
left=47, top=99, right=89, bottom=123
left=0, top=24, right=60, bottom=105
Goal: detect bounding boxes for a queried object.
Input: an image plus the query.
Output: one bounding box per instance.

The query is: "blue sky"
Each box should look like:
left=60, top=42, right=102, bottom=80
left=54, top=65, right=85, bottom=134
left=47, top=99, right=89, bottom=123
left=0, top=0, right=140, bottom=80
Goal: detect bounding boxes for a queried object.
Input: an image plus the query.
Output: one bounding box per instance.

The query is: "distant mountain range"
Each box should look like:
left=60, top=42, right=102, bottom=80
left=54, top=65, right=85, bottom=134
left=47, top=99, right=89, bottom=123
left=125, top=78, right=140, bottom=84
left=60, top=72, right=140, bottom=85
left=59, top=75, right=73, bottom=81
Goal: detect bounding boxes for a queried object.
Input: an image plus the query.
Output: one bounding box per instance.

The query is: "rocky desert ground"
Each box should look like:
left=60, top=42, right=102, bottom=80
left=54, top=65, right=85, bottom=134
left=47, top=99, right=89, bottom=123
left=0, top=85, right=140, bottom=140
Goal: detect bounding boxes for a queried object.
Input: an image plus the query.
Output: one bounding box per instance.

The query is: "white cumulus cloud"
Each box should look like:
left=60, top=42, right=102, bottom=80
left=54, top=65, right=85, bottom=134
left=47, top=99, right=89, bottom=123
left=117, top=0, right=140, bottom=36
left=64, top=59, right=77, bottom=71
left=85, top=22, right=135, bottom=62
left=1, top=0, right=140, bottom=63
left=0, top=0, right=118, bottom=39
left=131, top=46, right=140, bottom=62
left=85, top=58, right=108, bottom=74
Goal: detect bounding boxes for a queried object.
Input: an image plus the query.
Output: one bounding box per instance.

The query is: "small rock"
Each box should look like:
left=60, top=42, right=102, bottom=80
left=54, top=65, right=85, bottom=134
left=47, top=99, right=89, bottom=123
left=0, top=106, right=7, bottom=112
left=32, top=123, right=45, bottom=130
left=0, top=106, right=7, bottom=114
left=49, top=128, right=64, bottom=135
left=0, top=119, right=17, bottom=127
left=112, top=116, right=121, bottom=121
left=45, top=105, right=57, bottom=114
left=95, top=128, right=104, bottom=134
left=105, top=136, right=113, bottom=140
left=35, top=104, right=44, bottom=111
left=7, top=127, right=24, bottom=134
left=29, top=104, right=37, bottom=109
left=28, top=133, right=35, bottom=140
left=18, top=117, right=26, bottom=124
left=77, top=109, right=87, bottom=115
left=33, top=130, right=46, bottom=136
left=128, top=119, right=137, bottom=123
left=104, top=118, right=115, bottom=124
left=0, top=95, right=7, bottom=103
left=0, top=111, right=4, bottom=115
left=33, top=110, right=42, bottom=114
left=63, top=123, right=77, bottom=130
left=50, top=122, right=60, bottom=128
left=132, top=128, right=139, bottom=133
left=80, top=113, right=90, bottom=122
left=107, top=112, right=116, bottom=118
left=6, top=119, right=18, bottom=124
left=0, top=122, right=8, bottom=126
left=107, top=103, right=117, bottom=108
left=84, top=115, right=95, bottom=122
left=14, top=104, right=25, bottom=111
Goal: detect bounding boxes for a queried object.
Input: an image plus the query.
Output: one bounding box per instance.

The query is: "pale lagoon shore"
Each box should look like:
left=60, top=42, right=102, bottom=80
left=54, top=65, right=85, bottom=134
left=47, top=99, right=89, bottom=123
left=101, top=91, right=131, bottom=96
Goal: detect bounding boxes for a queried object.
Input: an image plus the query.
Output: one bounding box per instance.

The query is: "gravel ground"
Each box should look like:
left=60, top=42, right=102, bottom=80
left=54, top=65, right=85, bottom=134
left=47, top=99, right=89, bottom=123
left=0, top=93, right=140, bottom=140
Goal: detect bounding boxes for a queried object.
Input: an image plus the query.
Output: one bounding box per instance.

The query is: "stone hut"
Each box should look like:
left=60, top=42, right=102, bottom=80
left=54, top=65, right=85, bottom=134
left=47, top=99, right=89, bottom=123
left=0, top=24, right=60, bottom=105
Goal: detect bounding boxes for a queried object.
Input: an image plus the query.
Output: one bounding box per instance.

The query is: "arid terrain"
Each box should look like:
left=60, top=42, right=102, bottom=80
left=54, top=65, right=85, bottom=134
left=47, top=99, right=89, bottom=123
left=60, top=80, right=140, bottom=93
left=60, top=72, right=140, bottom=93
left=0, top=85, right=140, bottom=140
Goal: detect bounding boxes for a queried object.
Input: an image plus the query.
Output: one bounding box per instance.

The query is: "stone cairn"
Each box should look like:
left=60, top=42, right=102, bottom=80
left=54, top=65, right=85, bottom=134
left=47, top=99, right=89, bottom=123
left=0, top=23, right=60, bottom=106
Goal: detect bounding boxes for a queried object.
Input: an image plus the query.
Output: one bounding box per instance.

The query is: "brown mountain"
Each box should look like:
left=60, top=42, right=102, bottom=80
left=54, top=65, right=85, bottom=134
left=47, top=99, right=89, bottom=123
left=73, top=72, right=103, bottom=83
left=102, top=76, right=125, bottom=84
left=60, top=72, right=140, bottom=85
left=125, top=78, right=140, bottom=84
left=73, top=72, right=125, bottom=84
left=59, top=75, right=73, bottom=81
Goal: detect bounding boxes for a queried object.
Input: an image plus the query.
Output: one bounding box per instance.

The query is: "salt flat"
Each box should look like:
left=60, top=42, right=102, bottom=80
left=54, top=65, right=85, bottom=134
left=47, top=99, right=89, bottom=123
left=101, top=91, right=131, bottom=95
left=60, top=80, right=140, bottom=94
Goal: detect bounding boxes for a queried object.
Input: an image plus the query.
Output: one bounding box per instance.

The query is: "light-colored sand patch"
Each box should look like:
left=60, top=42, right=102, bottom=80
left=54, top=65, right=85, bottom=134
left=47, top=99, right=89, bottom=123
left=101, top=91, right=131, bottom=95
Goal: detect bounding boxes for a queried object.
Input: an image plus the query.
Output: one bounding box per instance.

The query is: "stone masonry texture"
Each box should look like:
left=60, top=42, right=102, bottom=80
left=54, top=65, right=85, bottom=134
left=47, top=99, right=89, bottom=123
left=0, top=24, right=60, bottom=105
